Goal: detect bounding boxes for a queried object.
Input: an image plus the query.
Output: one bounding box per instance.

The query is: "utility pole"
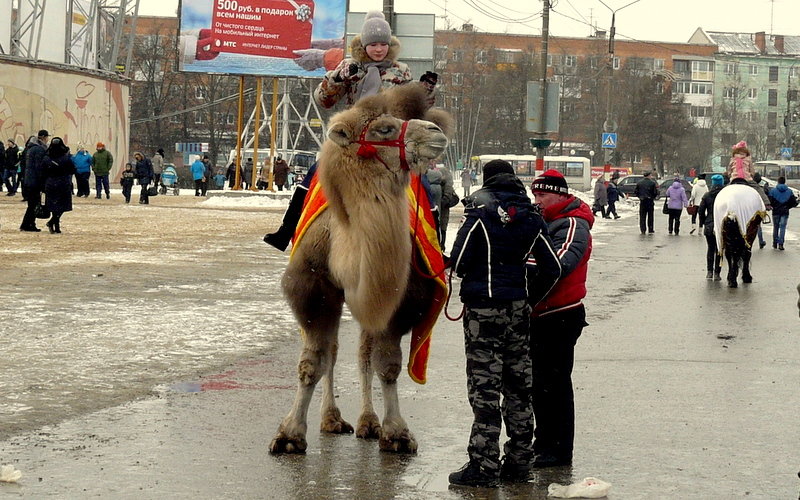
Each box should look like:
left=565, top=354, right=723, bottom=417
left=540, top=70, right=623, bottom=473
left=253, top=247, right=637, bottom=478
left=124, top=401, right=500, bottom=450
left=531, top=0, right=552, bottom=172
left=383, top=0, right=395, bottom=31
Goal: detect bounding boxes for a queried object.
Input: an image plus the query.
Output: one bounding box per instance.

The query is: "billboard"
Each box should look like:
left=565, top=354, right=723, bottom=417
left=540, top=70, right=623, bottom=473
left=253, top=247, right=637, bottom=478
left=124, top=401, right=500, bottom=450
left=178, top=0, right=346, bottom=77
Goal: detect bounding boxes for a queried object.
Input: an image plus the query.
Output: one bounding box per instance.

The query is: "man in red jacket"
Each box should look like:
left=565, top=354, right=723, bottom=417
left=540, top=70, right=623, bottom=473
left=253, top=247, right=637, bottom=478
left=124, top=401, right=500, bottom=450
left=527, top=169, right=594, bottom=468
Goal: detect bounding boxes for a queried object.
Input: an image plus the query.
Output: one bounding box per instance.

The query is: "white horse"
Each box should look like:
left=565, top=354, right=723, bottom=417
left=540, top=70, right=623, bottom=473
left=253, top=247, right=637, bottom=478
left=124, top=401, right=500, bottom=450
left=713, top=184, right=766, bottom=288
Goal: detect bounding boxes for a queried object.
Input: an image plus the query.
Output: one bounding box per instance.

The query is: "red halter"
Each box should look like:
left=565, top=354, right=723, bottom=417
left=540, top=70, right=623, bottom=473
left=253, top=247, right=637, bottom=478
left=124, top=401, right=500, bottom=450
left=356, top=120, right=410, bottom=171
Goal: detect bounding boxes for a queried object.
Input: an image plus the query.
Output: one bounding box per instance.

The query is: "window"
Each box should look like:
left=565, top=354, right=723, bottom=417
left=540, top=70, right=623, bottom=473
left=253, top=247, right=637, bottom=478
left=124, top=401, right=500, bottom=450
left=452, top=50, right=463, bottom=62
left=588, top=56, right=600, bottom=69
left=449, top=95, right=461, bottom=109
left=547, top=54, right=562, bottom=67
left=690, top=106, right=712, bottom=118
left=675, top=81, right=690, bottom=94
left=451, top=73, right=463, bottom=86
left=768, top=88, right=778, bottom=106
left=475, top=50, right=487, bottom=64
left=655, top=81, right=664, bottom=94
left=749, top=64, right=758, bottom=75
left=747, top=88, right=757, bottom=99
left=496, top=50, right=516, bottom=64
left=691, top=60, right=713, bottom=80
left=169, top=114, right=181, bottom=124
left=626, top=153, right=642, bottom=163
left=768, top=111, right=778, bottom=129
left=791, top=67, right=799, bottom=78
left=227, top=113, right=235, bottom=125
left=195, top=87, right=206, bottom=100
left=690, top=82, right=713, bottom=94
left=612, top=57, right=620, bottom=70
left=564, top=55, right=576, bottom=67
left=194, top=111, right=205, bottom=124
left=769, top=66, right=779, bottom=82
left=653, top=59, right=665, bottom=71
left=723, top=87, right=737, bottom=99
left=724, top=63, right=737, bottom=75
left=673, top=60, right=690, bottom=77
left=745, top=110, right=758, bottom=121
left=434, top=45, right=447, bottom=60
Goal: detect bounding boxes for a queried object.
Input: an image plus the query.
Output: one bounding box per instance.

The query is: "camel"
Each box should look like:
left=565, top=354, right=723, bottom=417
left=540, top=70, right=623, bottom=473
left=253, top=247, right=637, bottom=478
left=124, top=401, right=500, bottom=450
left=269, top=84, right=452, bottom=455
left=713, top=184, right=766, bottom=288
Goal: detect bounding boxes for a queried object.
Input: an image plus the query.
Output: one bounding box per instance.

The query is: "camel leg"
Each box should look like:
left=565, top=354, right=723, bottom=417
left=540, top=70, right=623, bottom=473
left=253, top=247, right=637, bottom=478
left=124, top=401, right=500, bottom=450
left=356, top=329, right=381, bottom=439
left=372, top=329, right=417, bottom=453
left=320, top=338, right=354, bottom=434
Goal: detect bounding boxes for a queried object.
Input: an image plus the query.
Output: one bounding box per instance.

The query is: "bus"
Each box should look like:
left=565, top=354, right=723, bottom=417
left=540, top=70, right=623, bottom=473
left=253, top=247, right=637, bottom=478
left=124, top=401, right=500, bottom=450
left=753, top=160, right=800, bottom=191
left=226, top=148, right=317, bottom=174
left=470, top=155, right=593, bottom=190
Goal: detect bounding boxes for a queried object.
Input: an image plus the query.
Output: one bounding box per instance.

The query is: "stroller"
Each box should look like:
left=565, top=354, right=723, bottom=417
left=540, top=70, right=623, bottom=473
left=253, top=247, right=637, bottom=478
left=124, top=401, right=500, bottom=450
left=159, top=165, right=180, bottom=195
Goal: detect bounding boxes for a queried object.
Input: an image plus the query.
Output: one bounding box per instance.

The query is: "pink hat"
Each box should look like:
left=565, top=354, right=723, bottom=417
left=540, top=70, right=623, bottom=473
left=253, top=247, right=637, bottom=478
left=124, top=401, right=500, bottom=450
left=733, top=140, right=747, bottom=149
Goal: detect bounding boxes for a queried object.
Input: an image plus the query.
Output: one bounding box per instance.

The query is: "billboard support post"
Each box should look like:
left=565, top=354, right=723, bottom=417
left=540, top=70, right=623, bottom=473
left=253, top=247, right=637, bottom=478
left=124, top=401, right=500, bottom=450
left=269, top=77, right=279, bottom=191
left=234, top=76, right=245, bottom=190
left=251, top=77, right=262, bottom=191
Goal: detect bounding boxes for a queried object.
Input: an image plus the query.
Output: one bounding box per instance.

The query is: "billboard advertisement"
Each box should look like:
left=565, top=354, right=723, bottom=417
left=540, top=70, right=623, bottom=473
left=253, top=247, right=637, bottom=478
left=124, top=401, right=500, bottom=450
left=178, top=0, right=346, bottom=77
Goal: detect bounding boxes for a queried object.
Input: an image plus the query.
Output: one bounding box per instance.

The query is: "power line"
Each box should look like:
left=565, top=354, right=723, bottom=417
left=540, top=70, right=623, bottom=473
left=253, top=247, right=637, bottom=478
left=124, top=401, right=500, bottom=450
left=130, top=88, right=255, bottom=125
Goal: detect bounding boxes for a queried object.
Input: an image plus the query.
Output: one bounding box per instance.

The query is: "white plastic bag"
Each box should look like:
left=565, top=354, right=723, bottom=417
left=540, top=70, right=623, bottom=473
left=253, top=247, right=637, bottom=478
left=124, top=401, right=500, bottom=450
left=548, top=476, right=611, bottom=498
left=0, top=464, right=22, bottom=483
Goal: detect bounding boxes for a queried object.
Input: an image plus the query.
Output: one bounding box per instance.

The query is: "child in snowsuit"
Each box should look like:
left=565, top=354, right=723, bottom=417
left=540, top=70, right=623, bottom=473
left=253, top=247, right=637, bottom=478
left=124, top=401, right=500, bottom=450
left=728, top=141, right=770, bottom=208
left=120, top=163, right=135, bottom=203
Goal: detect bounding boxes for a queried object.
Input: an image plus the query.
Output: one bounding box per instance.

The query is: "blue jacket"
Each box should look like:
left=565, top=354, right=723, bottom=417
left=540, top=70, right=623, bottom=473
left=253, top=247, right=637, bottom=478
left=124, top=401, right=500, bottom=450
left=71, top=150, right=93, bottom=174
left=191, top=160, right=206, bottom=181
left=450, top=173, right=561, bottom=307
left=768, top=184, right=798, bottom=217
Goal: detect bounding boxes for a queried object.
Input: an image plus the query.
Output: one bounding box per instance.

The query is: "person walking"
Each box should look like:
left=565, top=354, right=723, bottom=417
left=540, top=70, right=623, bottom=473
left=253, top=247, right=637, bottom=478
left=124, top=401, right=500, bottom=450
left=243, top=158, right=253, bottom=190
left=448, top=160, right=560, bottom=487
left=665, top=178, right=688, bottom=235
left=92, top=142, right=113, bottom=199
left=19, top=130, right=49, bottom=232
left=120, top=162, right=135, bottom=203
left=3, top=138, right=19, bottom=196
left=460, top=168, right=474, bottom=198
left=606, top=174, right=621, bottom=219
left=528, top=168, right=594, bottom=468
left=634, top=171, right=658, bottom=234
left=201, top=154, right=213, bottom=195
left=688, top=174, right=708, bottom=234
left=438, top=164, right=459, bottom=247
left=152, top=148, right=165, bottom=187
left=272, top=155, right=290, bottom=191
left=133, top=151, right=153, bottom=204
left=191, top=156, right=206, bottom=196
left=753, top=172, right=770, bottom=248
left=697, top=174, right=725, bottom=280
left=768, top=176, right=799, bottom=251
left=71, top=143, right=93, bottom=197
left=592, top=174, right=609, bottom=219
left=43, top=137, right=75, bottom=234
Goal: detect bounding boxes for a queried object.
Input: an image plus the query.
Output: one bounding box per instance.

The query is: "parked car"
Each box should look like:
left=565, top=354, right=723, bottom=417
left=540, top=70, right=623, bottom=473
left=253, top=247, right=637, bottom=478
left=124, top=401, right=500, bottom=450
left=615, top=175, right=644, bottom=198
left=657, top=178, right=692, bottom=200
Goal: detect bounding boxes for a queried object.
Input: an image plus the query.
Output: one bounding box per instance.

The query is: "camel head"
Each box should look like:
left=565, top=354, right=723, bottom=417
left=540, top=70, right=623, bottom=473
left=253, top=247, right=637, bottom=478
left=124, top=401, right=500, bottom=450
left=324, top=83, right=453, bottom=179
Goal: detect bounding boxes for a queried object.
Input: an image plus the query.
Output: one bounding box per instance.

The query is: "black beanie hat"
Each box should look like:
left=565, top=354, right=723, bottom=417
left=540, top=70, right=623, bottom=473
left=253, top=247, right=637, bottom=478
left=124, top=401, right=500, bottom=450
left=531, top=169, right=569, bottom=195
left=482, top=159, right=514, bottom=181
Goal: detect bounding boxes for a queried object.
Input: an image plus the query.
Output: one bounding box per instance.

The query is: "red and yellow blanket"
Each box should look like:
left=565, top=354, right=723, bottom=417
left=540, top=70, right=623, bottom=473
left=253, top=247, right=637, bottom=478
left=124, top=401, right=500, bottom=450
left=291, top=173, right=447, bottom=384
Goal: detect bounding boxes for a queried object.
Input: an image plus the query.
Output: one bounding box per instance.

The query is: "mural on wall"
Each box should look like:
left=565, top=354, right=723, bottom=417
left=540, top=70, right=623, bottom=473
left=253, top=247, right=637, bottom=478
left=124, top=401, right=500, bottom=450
left=0, top=60, right=129, bottom=179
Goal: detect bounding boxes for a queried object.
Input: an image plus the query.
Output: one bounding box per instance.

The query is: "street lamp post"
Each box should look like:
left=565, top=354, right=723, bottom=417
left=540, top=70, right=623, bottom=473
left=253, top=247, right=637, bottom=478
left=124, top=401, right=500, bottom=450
left=597, top=0, right=643, bottom=177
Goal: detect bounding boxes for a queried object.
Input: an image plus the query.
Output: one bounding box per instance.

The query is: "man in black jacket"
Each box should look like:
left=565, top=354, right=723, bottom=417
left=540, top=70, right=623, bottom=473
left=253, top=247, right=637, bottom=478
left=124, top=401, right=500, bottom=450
left=698, top=174, right=725, bottom=280
left=19, top=130, right=49, bottom=231
left=634, top=171, right=659, bottom=234
left=448, top=160, right=561, bottom=487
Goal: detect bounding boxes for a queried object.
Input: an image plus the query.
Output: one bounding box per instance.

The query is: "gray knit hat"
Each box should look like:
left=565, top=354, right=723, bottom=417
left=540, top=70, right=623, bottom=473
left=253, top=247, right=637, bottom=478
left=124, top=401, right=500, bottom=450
left=361, top=11, right=391, bottom=46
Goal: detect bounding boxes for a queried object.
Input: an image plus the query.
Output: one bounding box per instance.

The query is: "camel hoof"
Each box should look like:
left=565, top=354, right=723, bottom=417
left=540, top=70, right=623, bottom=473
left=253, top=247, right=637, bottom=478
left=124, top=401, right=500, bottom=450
left=269, top=432, right=308, bottom=455
left=356, top=412, right=381, bottom=439
left=321, top=408, right=354, bottom=434
left=379, top=429, right=418, bottom=454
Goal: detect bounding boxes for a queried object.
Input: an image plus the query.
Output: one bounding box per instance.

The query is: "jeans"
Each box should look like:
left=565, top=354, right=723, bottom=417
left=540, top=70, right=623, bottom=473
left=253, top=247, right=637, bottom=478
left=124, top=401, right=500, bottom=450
left=95, top=174, right=110, bottom=197
left=667, top=208, right=682, bottom=234
left=139, top=180, right=150, bottom=203
left=704, top=230, right=721, bottom=272
left=773, top=214, right=789, bottom=245
left=3, top=169, right=17, bottom=193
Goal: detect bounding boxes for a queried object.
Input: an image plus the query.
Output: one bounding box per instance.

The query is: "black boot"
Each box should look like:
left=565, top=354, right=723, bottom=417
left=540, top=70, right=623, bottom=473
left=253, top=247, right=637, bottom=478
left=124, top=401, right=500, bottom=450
left=46, top=218, right=56, bottom=234
left=264, top=188, right=308, bottom=251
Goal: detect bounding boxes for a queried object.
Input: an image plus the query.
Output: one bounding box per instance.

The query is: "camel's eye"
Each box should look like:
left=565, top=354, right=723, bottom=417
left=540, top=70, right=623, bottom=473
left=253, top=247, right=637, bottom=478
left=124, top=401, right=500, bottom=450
left=377, top=125, right=394, bottom=135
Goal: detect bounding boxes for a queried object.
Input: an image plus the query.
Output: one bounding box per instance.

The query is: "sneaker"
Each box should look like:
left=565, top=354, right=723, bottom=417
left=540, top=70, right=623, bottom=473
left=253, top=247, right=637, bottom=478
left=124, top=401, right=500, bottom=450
left=448, top=461, right=499, bottom=488
left=499, top=457, right=531, bottom=483
left=779, top=244, right=784, bottom=251
left=713, top=272, right=722, bottom=281
left=106, top=193, right=110, bottom=199
left=706, top=271, right=713, bottom=280
left=759, top=241, right=766, bottom=249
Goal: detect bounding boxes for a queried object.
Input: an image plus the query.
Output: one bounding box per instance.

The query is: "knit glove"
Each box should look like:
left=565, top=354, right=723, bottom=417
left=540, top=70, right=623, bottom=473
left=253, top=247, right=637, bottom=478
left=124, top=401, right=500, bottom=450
left=333, top=63, right=360, bottom=83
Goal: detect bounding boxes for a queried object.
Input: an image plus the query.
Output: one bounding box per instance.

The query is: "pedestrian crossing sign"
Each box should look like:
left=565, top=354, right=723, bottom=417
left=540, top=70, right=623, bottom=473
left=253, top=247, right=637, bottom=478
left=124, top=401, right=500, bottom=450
left=602, top=133, right=617, bottom=149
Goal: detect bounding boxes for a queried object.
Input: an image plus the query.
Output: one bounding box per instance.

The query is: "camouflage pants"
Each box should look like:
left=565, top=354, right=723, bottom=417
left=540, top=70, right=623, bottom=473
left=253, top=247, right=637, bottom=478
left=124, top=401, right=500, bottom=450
left=463, top=300, right=534, bottom=472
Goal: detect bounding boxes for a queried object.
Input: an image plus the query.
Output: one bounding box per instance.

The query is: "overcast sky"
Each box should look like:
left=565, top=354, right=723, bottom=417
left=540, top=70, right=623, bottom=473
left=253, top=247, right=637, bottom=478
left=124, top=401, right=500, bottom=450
left=140, top=0, right=799, bottom=44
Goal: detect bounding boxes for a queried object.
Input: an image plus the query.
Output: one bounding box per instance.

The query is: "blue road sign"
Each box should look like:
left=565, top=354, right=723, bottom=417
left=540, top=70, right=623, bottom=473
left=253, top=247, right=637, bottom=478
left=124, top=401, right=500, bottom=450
left=602, top=133, right=617, bottom=149
left=780, top=147, right=792, bottom=159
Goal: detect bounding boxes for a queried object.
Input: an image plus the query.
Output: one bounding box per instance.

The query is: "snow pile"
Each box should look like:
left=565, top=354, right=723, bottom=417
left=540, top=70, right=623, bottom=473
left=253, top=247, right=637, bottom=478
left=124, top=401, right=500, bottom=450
left=200, top=194, right=289, bottom=209
left=0, top=464, right=22, bottom=483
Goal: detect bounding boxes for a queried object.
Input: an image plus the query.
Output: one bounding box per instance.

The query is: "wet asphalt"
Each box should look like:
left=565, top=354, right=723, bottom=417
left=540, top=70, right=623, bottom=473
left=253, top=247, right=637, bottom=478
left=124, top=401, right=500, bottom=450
left=1, top=202, right=799, bottom=499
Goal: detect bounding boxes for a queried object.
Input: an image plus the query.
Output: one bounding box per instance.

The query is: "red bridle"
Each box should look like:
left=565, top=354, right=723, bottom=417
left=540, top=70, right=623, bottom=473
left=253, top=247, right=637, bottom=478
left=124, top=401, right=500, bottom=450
left=356, top=120, right=410, bottom=171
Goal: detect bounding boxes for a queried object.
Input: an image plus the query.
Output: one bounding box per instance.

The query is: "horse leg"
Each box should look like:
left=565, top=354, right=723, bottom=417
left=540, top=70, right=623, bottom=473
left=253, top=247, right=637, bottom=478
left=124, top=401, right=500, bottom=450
left=372, top=328, right=417, bottom=453
left=741, top=249, right=753, bottom=283
left=356, top=329, right=381, bottom=439
left=725, top=250, right=738, bottom=288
